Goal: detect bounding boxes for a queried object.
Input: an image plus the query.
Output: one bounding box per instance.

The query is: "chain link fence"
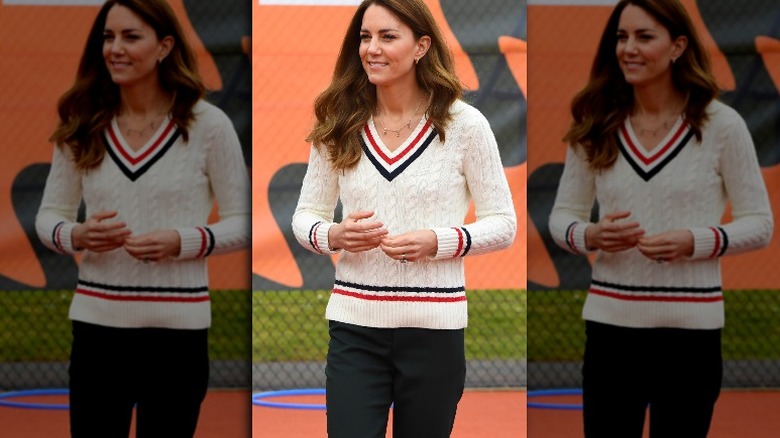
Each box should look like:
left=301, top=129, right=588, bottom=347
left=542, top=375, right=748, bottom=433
left=253, top=290, right=526, bottom=391
left=0, top=290, right=250, bottom=390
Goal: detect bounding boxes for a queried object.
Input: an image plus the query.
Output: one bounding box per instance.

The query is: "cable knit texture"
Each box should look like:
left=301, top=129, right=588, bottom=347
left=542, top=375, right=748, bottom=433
left=293, top=100, right=516, bottom=329
left=36, top=100, right=250, bottom=329
left=550, top=100, right=773, bottom=329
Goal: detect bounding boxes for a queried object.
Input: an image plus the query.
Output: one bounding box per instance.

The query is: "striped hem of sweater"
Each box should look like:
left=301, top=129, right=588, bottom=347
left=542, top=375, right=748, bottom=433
left=70, top=280, right=211, bottom=329
left=326, top=279, right=468, bottom=329
left=584, top=279, right=724, bottom=330
left=589, top=279, right=723, bottom=303
left=75, top=280, right=210, bottom=302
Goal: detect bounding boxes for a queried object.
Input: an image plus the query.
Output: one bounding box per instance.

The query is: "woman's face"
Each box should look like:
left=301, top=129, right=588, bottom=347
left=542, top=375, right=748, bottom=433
left=616, top=4, right=686, bottom=88
left=359, top=4, right=427, bottom=89
left=102, top=5, right=171, bottom=88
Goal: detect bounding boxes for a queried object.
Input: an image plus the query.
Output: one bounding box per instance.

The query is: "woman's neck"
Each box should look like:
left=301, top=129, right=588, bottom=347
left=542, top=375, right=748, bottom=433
left=118, top=84, right=172, bottom=118
left=375, top=84, right=427, bottom=119
left=632, top=82, right=686, bottom=117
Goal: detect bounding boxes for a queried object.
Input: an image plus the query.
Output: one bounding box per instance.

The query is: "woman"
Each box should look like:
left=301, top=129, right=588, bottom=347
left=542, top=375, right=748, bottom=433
left=292, top=0, right=516, bottom=436
left=549, top=0, right=772, bottom=436
left=36, top=0, right=249, bottom=436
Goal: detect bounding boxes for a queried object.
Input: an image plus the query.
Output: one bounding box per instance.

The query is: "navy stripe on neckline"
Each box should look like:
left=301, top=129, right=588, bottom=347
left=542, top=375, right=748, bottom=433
left=360, top=129, right=438, bottom=182
left=104, top=128, right=181, bottom=182
left=617, top=128, right=694, bottom=182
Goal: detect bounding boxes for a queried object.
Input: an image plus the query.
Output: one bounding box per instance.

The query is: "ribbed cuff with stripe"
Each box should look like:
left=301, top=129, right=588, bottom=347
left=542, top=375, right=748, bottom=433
left=689, top=226, right=728, bottom=260
left=176, top=226, right=216, bottom=259
left=432, top=226, right=472, bottom=259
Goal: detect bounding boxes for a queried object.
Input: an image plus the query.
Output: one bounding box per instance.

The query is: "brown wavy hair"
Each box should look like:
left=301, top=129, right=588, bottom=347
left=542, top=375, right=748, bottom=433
left=50, top=0, right=205, bottom=171
left=563, top=0, right=719, bottom=170
left=307, top=0, right=462, bottom=170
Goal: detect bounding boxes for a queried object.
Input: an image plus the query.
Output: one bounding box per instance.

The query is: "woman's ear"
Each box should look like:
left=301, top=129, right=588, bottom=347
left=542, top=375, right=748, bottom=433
left=415, top=35, right=431, bottom=64
left=671, top=35, right=687, bottom=63
left=158, top=35, right=175, bottom=63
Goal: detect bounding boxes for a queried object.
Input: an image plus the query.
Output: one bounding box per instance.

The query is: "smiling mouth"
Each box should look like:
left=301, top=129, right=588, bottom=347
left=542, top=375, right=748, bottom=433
left=367, top=61, right=388, bottom=67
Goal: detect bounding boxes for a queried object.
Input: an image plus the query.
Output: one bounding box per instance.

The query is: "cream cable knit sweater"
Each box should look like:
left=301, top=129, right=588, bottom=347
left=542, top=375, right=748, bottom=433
left=293, top=100, right=516, bottom=329
left=550, top=100, right=773, bottom=329
left=36, top=100, right=249, bottom=329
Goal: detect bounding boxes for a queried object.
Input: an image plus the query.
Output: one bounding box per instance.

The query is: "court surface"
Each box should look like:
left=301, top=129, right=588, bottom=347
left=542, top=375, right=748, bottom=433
left=252, top=389, right=526, bottom=437
left=528, top=389, right=780, bottom=437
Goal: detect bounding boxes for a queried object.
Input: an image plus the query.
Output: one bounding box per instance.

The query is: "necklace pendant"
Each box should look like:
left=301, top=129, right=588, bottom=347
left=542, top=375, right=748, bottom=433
left=396, top=131, right=400, bottom=138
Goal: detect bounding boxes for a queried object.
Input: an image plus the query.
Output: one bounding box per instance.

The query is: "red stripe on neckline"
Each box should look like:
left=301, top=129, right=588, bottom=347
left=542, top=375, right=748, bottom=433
left=333, top=288, right=466, bottom=303
left=108, top=119, right=176, bottom=166
left=364, top=120, right=432, bottom=165
left=621, top=120, right=689, bottom=166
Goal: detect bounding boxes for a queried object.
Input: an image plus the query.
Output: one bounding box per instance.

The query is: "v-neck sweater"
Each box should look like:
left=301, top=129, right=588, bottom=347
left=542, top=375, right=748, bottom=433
left=292, top=100, right=517, bottom=329
left=36, top=100, right=250, bottom=329
left=549, top=100, right=773, bottom=329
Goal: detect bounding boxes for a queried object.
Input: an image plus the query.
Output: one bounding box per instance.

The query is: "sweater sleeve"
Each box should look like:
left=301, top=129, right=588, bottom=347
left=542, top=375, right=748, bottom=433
left=688, top=115, right=773, bottom=260
left=548, top=145, right=597, bottom=255
left=176, top=112, right=250, bottom=259
left=431, top=111, right=516, bottom=259
left=291, top=144, right=341, bottom=255
left=35, top=145, right=84, bottom=255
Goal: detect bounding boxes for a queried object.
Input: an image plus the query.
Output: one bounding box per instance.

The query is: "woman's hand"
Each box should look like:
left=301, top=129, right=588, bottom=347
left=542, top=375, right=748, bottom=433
left=637, top=229, right=694, bottom=263
left=585, top=210, right=645, bottom=252
left=328, top=210, right=388, bottom=253
left=124, top=230, right=181, bottom=263
left=380, top=230, right=438, bottom=263
left=71, top=210, right=131, bottom=252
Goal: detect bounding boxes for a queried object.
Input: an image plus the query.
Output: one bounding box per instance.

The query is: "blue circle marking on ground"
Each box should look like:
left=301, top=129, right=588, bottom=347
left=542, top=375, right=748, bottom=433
left=252, top=388, right=327, bottom=410
left=0, top=388, right=69, bottom=410
left=527, top=388, right=583, bottom=410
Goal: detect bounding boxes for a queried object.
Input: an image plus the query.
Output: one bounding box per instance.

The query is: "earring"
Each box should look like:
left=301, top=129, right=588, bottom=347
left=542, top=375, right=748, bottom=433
left=414, top=58, right=419, bottom=65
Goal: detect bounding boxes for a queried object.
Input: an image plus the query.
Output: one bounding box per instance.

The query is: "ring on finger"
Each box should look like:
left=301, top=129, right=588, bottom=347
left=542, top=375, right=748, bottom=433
left=400, top=253, right=407, bottom=264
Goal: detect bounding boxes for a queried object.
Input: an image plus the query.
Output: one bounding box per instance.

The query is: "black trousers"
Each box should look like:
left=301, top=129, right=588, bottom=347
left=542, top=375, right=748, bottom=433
left=325, top=321, right=466, bottom=438
left=582, top=321, right=722, bottom=438
left=69, top=321, right=209, bottom=438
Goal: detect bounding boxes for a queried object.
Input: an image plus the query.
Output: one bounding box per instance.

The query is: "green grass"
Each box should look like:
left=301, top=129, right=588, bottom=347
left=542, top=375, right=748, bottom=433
left=528, top=290, right=780, bottom=362
left=5, top=288, right=776, bottom=365
left=252, top=289, right=527, bottom=363
left=0, top=290, right=250, bottom=362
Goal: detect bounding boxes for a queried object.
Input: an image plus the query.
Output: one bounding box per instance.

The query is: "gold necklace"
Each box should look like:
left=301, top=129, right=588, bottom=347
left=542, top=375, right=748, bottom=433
left=121, top=119, right=158, bottom=137
left=377, top=98, right=424, bottom=137
left=633, top=115, right=679, bottom=139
